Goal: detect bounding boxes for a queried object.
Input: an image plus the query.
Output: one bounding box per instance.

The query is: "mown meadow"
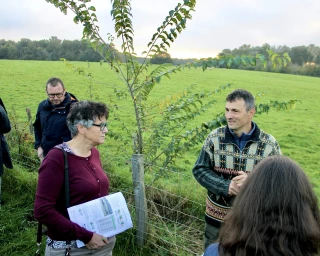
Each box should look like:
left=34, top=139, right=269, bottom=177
left=0, top=59, right=319, bottom=255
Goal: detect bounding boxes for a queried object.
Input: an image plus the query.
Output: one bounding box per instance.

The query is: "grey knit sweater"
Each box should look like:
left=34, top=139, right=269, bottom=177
left=193, top=123, right=281, bottom=227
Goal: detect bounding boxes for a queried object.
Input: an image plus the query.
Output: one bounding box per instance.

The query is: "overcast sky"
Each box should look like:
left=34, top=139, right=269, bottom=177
left=1, top=0, right=320, bottom=58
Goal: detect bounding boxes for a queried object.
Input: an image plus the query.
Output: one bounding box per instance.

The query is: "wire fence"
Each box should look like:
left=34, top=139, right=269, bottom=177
left=6, top=127, right=206, bottom=256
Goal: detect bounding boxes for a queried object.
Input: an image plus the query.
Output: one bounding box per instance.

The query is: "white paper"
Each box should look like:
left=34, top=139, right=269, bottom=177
left=67, top=192, right=133, bottom=247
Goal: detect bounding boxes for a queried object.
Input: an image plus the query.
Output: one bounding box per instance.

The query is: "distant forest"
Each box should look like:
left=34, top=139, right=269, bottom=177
left=1, top=37, right=320, bottom=76
left=0, top=36, right=196, bottom=64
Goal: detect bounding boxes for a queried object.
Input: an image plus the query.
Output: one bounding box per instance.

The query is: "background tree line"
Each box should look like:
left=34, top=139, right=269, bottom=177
left=1, top=37, right=320, bottom=76
left=0, top=36, right=196, bottom=64
left=0, top=36, right=110, bottom=62
left=219, top=43, right=320, bottom=77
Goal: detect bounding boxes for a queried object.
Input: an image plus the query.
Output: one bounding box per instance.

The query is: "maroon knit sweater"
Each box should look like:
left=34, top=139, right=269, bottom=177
left=34, top=147, right=109, bottom=244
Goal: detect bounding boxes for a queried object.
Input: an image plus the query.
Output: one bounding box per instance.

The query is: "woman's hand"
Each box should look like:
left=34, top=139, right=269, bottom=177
left=86, top=233, right=109, bottom=250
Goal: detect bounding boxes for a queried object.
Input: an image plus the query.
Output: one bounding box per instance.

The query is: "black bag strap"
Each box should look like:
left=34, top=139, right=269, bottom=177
left=62, top=149, right=70, bottom=209
left=62, top=149, right=71, bottom=256
left=36, top=148, right=71, bottom=256
left=35, top=222, right=42, bottom=256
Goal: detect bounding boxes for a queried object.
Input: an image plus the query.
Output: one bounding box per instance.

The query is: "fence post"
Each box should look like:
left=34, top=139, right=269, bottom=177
left=26, top=108, right=33, bottom=134
left=132, top=154, right=147, bottom=245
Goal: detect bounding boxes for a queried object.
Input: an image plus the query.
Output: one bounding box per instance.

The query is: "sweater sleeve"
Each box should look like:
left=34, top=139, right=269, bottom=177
left=193, top=146, right=231, bottom=197
left=34, top=149, right=93, bottom=244
left=267, top=134, right=282, bottom=156
left=272, top=140, right=282, bottom=155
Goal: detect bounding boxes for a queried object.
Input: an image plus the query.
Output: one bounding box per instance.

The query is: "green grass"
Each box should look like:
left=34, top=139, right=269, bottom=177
left=0, top=60, right=319, bottom=255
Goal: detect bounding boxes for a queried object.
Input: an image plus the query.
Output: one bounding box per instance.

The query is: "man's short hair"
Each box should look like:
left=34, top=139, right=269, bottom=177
left=226, top=89, right=255, bottom=111
left=46, top=77, right=65, bottom=90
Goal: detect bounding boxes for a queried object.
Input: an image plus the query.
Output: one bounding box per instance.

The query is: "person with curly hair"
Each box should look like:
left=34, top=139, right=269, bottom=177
left=34, top=101, right=116, bottom=255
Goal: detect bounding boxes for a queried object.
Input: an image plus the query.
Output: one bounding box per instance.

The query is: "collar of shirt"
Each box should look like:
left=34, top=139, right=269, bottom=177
left=229, top=122, right=256, bottom=150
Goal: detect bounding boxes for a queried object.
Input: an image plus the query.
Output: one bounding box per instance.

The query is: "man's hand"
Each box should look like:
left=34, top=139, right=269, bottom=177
left=228, top=180, right=240, bottom=196
left=228, top=171, right=248, bottom=196
left=86, top=233, right=109, bottom=250
left=37, top=146, right=44, bottom=163
left=232, top=171, right=248, bottom=188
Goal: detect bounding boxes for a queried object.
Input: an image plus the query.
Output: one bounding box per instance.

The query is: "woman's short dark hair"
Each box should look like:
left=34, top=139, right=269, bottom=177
left=67, top=100, right=109, bottom=137
left=219, top=155, right=320, bottom=256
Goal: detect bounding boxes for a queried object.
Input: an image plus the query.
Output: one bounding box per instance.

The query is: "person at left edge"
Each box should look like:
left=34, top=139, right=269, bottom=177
left=34, top=101, right=116, bottom=255
left=0, top=97, right=13, bottom=205
left=33, top=77, right=78, bottom=162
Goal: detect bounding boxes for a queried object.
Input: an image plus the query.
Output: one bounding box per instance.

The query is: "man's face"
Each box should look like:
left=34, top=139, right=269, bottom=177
left=46, top=83, right=65, bottom=106
left=225, top=99, right=255, bottom=136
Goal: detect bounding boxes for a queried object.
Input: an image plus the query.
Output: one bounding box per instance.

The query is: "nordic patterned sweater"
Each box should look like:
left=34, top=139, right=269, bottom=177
left=192, top=123, right=281, bottom=227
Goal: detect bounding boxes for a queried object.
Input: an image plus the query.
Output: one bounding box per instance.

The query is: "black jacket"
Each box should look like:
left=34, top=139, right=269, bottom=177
left=0, top=101, right=13, bottom=176
left=33, top=92, right=78, bottom=156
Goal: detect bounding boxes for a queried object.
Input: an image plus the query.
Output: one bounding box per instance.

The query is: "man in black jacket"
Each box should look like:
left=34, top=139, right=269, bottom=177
left=33, top=77, right=78, bottom=162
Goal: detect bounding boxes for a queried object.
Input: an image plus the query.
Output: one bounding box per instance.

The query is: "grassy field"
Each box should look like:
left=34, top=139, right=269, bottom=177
left=0, top=59, right=319, bottom=255
left=1, top=59, right=319, bottom=192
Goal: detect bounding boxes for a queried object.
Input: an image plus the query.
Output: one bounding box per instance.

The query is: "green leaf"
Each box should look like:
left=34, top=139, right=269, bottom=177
left=73, top=15, right=80, bottom=24
left=151, top=32, right=158, bottom=41
left=283, top=58, right=287, bottom=67
left=175, top=3, right=182, bottom=11
left=276, top=57, right=282, bottom=66
left=226, top=58, right=233, bottom=68
left=270, top=53, right=278, bottom=61
left=171, top=17, right=178, bottom=25
left=219, top=59, right=225, bottom=66
left=175, top=12, right=183, bottom=21
left=163, top=41, right=171, bottom=48
left=250, top=58, right=256, bottom=66
left=172, top=31, right=177, bottom=39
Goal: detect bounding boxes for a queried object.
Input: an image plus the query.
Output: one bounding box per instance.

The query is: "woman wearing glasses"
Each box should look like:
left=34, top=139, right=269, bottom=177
left=34, top=101, right=116, bottom=256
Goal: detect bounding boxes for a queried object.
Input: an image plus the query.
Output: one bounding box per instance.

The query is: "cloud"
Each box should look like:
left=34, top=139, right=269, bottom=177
left=1, top=0, right=320, bottom=58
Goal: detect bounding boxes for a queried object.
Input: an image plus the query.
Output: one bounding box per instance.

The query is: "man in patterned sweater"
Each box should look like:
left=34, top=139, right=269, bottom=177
left=192, top=89, right=281, bottom=249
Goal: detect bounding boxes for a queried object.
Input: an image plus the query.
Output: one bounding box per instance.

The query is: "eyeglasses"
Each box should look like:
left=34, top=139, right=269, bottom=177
left=47, top=92, right=64, bottom=99
left=92, top=122, right=108, bottom=131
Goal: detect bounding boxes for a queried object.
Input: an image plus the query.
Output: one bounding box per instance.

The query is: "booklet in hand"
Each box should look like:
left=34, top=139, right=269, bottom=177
left=67, top=192, right=133, bottom=247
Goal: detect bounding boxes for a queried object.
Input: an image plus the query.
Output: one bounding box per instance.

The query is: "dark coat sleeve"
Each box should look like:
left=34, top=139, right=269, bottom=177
left=33, top=104, right=43, bottom=149
left=0, top=106, right=11, bottom=134
left=0, top=105, right=13, bottom=174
